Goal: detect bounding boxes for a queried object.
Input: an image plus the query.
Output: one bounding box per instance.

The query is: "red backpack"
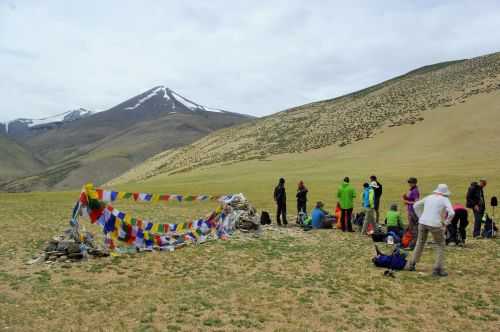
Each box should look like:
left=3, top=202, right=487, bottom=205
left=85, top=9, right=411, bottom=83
left=401, top=230, right=413, bottom=248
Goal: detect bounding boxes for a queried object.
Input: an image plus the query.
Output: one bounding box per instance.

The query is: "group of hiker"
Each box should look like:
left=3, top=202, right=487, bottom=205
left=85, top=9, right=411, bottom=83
left=273, top=176, right=495, bottom=277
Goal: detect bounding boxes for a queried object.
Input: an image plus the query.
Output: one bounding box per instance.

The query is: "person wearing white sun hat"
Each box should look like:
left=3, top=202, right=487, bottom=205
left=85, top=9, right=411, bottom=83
left=408, top=184, right=455, bottom=277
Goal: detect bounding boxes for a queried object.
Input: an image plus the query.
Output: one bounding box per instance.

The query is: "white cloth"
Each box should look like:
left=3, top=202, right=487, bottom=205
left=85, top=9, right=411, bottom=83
left=413, top=194, right=455, bottom=227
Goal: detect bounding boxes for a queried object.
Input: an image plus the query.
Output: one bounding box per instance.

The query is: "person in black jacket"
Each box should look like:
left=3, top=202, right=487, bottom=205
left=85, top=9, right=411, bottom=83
left=274, top=178, right=288, bottom=226
left=466, top=179, right=487, bottom=238
left=370, top=175, right=383, bottom=224
left=296, top=181, right=308, bottom=223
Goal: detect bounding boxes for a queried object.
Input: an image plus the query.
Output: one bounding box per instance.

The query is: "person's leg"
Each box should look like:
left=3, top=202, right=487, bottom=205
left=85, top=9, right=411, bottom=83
left=459, top=212, right=469, bottom=244
left=282, top=203, right=288, bottom=225
left=430, top=227, right=446, bottom=274
left=408, top=211, right=419, bottom=248
left=447, top=219, right=458, bottom=244
left=374, top=199, right=380, bottom=224
left=473, top=210, right=482, bottom=237
left=346, top=208, right=353, bottom=232
left=361, top=209, right=369, bottom=234
left=409, top=224, right=428, bottom=268
left=368, top=209, right=375, bottom=231
left=276, top=203, right=282, bottom=225
left=341, top=209, right=347, bottom=232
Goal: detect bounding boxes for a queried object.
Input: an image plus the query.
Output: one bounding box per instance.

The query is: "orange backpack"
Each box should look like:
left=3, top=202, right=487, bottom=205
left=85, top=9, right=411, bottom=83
left=335, top=203, right=342, bottom=229
left=401, top=230, right=413, bottom=248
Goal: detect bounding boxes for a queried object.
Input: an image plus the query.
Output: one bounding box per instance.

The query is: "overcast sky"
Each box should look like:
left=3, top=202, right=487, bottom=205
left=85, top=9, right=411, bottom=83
left=1, top=0, right=499, bottom=122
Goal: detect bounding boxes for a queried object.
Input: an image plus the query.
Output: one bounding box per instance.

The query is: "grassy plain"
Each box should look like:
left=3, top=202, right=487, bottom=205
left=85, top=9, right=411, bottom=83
left=1, top=93, right=500, bottom=331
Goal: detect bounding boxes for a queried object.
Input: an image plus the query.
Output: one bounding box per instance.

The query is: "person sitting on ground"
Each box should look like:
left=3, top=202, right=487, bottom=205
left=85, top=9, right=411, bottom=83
left=361, top=182, right=376, bottom=235
left=311, top=201, right=333, bottom=229
left=408, top=184, right=455, bottom=277
left=446, top=204, right=468, bottom=246
left=385, top=203, right=404, bottom=237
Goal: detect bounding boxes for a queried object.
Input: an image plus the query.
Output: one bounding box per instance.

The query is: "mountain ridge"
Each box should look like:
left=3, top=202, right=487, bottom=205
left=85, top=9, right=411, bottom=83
left=0, top=86, right=252, bottom=191
left=109, top=52, right=500, bottom=185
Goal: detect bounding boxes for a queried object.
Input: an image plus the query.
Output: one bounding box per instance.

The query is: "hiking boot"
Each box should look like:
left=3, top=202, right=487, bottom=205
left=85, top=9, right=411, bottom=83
left=432, top=270, right=448, bottom=277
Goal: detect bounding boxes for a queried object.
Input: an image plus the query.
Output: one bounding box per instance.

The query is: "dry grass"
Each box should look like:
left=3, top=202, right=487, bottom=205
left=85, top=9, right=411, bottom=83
left=0, top=187, right=499, bottom=332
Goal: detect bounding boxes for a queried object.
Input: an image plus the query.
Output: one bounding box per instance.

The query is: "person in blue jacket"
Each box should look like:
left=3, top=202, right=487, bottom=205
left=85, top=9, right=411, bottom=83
left=311, top=201, right=333, bottom=229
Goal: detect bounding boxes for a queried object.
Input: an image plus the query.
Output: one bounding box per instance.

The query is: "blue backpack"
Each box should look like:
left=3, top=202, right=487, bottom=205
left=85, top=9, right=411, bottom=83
left=372, top=245, right=408, bottom=270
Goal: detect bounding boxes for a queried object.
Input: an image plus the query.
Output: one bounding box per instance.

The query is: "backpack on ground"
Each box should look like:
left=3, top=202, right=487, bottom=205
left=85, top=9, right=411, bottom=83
left=371, top=225, right=386, bottom=242
left=372, top=245, right=407, bottom=270
left=401, top=229, right=413, bottom=248
left=386, top=231, right=401, bottom=244
left=260, top=211, right=272, bottom=225
left=482, top=215, right=497, bottom=238
left=353, top=212, right=365, bottom=228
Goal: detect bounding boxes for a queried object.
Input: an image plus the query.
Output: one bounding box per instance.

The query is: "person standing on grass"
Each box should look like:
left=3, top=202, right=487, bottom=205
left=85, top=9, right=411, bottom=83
left=337, top=177, right=356, bottom=232
left=466, top=179, right=487, bottom=238
left=403, top=177, right=420, bottom=248
left=296, top=180, right=308, bottom=223
left=361, top=182, right=376, bottom=235
left=274, top=178, right=288, bottom=226
left=370, top=175, right=383, bottom=224
left=408, top=184, right=455, bottom=277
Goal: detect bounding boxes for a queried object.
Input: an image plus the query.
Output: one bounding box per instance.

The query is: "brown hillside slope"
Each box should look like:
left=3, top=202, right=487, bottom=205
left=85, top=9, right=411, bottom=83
left=110, top=52, right=500, bottom=185
left=0, top=135, right=43, bottom=181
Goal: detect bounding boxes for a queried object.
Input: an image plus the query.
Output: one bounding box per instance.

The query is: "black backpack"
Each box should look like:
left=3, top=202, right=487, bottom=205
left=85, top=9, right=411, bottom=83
left=372, top=226, right=386, bottom=242
left=260, top=211, right=272, bottom=225
left=482, top=215, right=497, bottom=238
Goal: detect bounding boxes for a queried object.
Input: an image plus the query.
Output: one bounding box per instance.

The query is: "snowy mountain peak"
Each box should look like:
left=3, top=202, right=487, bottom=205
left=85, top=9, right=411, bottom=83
left=123, top=86, right=227, bottom=114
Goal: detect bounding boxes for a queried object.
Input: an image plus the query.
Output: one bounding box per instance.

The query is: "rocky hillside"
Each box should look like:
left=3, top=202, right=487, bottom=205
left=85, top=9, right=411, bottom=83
left=0, top=86, right=252, bottom=191
left=110, top=52, right=500, bottom=185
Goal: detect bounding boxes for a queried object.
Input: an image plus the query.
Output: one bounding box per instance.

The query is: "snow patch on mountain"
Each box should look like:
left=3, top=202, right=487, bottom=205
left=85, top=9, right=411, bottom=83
left=124, top=86, right=170, bottom=110
left=5, top=108, right=93, bottom=132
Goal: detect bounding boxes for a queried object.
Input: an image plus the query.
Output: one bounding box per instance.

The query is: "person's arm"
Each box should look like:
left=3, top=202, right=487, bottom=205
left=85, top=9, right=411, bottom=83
left=444, top=199, right=455, bottom=225
left=413, top=198, right=425, bottom=218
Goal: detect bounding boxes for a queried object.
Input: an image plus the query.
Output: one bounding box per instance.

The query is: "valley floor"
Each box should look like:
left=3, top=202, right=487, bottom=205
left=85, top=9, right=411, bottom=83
left=0, top=191, right=499, bottom=332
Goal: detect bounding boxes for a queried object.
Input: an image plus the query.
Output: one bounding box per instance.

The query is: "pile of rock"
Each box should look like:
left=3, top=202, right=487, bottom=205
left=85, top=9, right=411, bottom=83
left=224, top=194, right=261, bottom=232
left=30, top=228, right=109, bottom=265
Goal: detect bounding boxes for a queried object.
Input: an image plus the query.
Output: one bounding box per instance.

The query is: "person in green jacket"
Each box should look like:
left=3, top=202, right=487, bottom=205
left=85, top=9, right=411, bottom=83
left=385, top=203, right=404, bottom=237
left=337, top=177, right=356, bottom=232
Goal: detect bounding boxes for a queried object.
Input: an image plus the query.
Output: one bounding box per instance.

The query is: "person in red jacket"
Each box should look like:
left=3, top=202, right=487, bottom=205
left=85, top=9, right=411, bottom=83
left=446, top=204, right=469, bottom=246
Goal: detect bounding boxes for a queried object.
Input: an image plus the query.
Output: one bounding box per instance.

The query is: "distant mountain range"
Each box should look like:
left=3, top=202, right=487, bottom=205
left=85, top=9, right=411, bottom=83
left=0, top=86, right=252, bottom=191
left=1, top=108, right=93, bottom=137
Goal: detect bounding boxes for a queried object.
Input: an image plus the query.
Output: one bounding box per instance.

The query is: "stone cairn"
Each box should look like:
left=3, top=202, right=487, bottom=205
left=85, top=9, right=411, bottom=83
left=30, top=227, right=109, bottom=265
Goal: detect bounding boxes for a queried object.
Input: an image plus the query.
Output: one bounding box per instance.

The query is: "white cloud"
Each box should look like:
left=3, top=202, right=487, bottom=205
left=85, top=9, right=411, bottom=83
left=0, top=0, right=499, bottom=121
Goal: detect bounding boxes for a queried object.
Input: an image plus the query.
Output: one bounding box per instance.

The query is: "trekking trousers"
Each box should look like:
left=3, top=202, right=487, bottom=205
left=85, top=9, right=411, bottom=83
left=472, top=209, right=483, bottom=237
left=361, top=208, right=376, bottom=235
left=340, top=208, right=353, bottom=232
left=407, top=210, right=419, bottom=248
left=297, top=201, right=307, bottom=215
left=410, top=224, right=445, bottom=272
left=277, top=202, right=287, bottom=225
